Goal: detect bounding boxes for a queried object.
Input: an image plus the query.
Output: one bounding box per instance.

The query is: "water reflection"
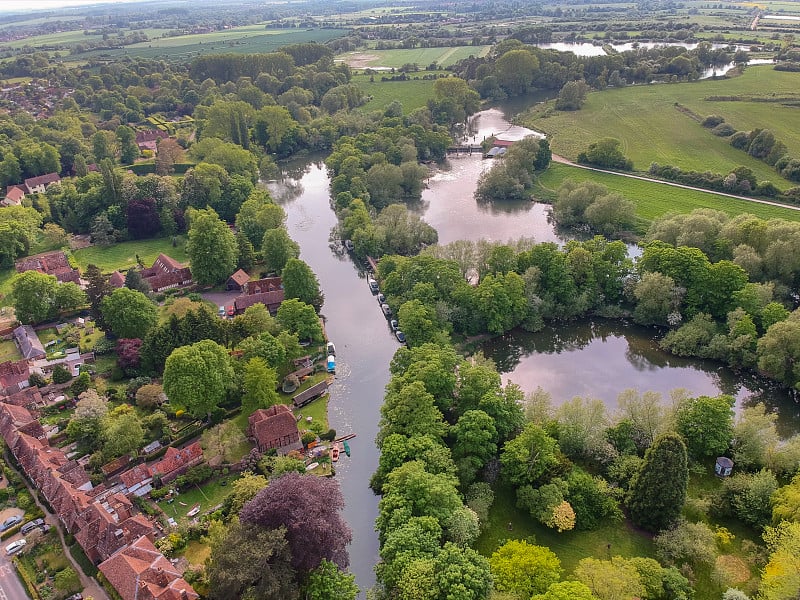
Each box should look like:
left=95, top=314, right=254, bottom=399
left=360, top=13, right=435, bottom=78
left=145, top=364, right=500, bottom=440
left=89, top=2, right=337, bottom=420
left=483, top=320, right=800, bottom=435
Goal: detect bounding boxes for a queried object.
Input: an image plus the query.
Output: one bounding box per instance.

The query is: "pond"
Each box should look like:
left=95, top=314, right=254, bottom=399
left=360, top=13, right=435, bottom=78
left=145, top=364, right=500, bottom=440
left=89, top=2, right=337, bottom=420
left=482, top=319, right=800, bottom=436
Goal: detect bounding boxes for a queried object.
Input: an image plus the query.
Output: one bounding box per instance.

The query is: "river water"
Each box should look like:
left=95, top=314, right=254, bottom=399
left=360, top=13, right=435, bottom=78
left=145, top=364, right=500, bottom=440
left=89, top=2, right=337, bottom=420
left=271, top=103, right=798, bottom=595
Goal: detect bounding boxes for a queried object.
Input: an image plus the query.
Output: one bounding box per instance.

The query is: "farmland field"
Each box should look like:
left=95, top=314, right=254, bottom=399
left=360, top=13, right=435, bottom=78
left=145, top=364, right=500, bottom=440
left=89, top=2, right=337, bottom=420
left=352, top=73, right=437, bottom=112
left=524, top=66, right=800, bottom=187
left=72, top=235, right=188, bottom=273
left=536, top=163, right=800, bottom=222
left=339, top=46, right=491, bottom=69
left=79, top=28, right=346, bottom=61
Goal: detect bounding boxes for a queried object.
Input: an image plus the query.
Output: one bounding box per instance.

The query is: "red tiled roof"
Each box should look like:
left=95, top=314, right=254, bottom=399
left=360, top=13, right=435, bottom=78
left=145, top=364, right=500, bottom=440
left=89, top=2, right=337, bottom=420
left=14, top=251, right=80, bottom=283
left=99, top=536, right=198, bottom=600
left=244, top=277, right=282, bottom=295
left=143, top=268, right=192, bottom=292
left=2, top=387, right=43, bottom=408
left=0, top=359, right=30, bottom=390
left=234, top=290, right=284, bottom=313
left=228, top=269, right=250, bottom=287
left=152, top=443, right=203, bottom=479
left=4, top=186, right=24, bottom=203
left=135, top=130, right=168, bottom=144
left=248, top=404, right=300, bottom=453
left=120, top=464, right=153, bottom=489
left=109, top=271, right=126, bottom=288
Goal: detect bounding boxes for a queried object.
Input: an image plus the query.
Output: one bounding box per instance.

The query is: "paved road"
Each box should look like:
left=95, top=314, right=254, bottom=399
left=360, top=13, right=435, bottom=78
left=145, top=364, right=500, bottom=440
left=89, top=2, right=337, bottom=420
left=0, top=554, right=31, bottom=600
left=551, top=154, right=800, bottom=212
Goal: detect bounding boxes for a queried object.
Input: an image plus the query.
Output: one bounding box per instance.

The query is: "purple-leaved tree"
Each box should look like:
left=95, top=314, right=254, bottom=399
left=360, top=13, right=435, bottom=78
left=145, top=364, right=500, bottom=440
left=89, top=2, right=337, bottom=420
left=240, top=472, right=352, bottom=573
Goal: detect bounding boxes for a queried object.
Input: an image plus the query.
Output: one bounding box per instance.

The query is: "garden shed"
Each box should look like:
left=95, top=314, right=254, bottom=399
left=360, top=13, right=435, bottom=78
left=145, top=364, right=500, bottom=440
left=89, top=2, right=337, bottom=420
left=715, top=456, right=734, bottom=477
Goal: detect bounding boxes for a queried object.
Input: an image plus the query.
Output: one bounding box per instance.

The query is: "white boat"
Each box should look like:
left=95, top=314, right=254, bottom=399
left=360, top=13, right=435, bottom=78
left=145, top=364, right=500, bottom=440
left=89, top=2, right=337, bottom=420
left=305, top=462, right=319, bottom=471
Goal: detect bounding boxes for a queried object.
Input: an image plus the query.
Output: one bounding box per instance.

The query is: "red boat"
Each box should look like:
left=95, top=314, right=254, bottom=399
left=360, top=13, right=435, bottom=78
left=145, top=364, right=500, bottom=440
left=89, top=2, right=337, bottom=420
left=331, top=443, right=340, bottom=462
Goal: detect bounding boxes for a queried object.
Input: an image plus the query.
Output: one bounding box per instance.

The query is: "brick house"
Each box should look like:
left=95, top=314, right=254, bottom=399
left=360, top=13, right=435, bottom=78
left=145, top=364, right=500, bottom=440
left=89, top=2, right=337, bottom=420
left=140, top=254, right=193, bottom=293
left=15, top=250, right=80, bottom=284
left=151, top=442, right=204, bottom=484
left=3, top=185, right=25, bottom=206
left=99, top=535, right=199, bottom=600
left=109, top=271, right=126, bottom=288
left=119, top=464, right=154, bottom=497
left=0, top=359, right=30, bottom=395
left=247, top=404, right=302, bottom=455
left=226, top=268, right=250, bottom=291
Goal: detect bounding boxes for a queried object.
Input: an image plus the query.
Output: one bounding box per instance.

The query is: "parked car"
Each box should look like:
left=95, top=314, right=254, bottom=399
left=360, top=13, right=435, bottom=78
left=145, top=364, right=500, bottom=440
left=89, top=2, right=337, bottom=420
left=226, top=305, right=236, bottom=317
left=5, top=539, right=26, bottom=555
left=65, top=594, right=83, bottom=600
left=380, top=303, right=392, bottom=318
left=218, top=305, right=226, bottom=317
left=377, top=293, right=386, bottom=304
left=389, top=319, right=399, bottom=332
left=395, top=331, right=407, bottom=344
left=0, top=515, right=22, bottom=532
left=20, top=518, right=44, bottom=535
left=368, top=278, right=379, bottom=293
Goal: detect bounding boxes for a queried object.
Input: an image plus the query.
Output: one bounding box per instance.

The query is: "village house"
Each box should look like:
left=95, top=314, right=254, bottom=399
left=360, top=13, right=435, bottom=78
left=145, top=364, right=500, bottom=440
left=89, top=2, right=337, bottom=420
left=151, top=442, right=203, bottom=483
left=140, top=254, right=193, bottom=293
left=119, top=463, right=154, bottom=497
left=232, top=277, right=285, bottom=314
left=2, top=185, right=25, bottom=206
left=15, top=250, right=81, bottom=284
left=23, top=172, right=61, bottom=194
left=135, top=129, right=168, bottom=154
left=99, top=535, right=199, bottom=600
left=226, top=268, right=250, bottom=291
left=108, top=271, right=126, bottom=288
left=13, top=325, right=46, bottom=360
left=0, top=359, right=30, bottom=395
left=247, top=404, right=302, bottom=455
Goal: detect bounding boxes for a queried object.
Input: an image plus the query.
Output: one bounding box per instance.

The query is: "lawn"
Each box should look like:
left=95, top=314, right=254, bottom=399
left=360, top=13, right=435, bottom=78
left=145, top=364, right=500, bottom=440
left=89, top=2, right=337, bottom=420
left=524, top=66, right=800, bottom=186
left=475, top=484, right=656, bottom=575
left=340, top=46, right=491, bottom=69
left=71, top=235, right=188, bottom=273
left=0, top=268, right=16, bottom=307
left=296, top=393, right=329, bottom=432
left=157, top=479, right=231, bottom=523
left=0, top=340, right=20, bottom=362
left=352, top=74, right=437, bottom=113
left=181, top=539, right=211, bottom=568
left=536, top=163, right=800, bottom=222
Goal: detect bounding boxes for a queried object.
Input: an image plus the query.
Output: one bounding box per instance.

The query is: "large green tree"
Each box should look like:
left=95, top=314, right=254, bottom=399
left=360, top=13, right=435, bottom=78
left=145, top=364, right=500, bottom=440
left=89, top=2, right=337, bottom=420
left=242, top=357, right=280, bottom=413
left=12, top=270, right=85, bottom=324
left=674, top=394, right=734, bottom=460
left=262, top=227, right=299, bottom=274
left=489, top=539, right=562, bottom=597
left=101, top=287, right=157, bottom=339
left=163, top=340, right=234, bottom=419
left=627, top=432, right=688, bottom=532
left=305, top=560, right=359, bottom=600
left=500, top=423, right=560, bottom=487
left=275, top=298, right=323, bottom=342
left=282, top=258, right=323, bottom=310
left=186, top=208, right=237, bottom=285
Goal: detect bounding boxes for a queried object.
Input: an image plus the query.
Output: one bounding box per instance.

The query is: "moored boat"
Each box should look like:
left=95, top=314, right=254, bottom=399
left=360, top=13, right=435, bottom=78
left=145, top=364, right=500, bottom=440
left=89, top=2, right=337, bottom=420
left=342, top=440, right=351, bottom=457
left=331, top=443, right=340, bottom=462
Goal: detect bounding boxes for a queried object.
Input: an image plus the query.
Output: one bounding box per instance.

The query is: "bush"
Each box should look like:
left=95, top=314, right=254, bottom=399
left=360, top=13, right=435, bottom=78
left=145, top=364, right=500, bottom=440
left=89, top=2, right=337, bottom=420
left=712, top=123, right=736, bottom=137
left=320, top=429, right=337, bottom=442
left=702, top=115, right=726, bottom=128
left=149, top=487, right=170, bottom=500
left=51, top=364, right=72, bottom=384
left=27, top=372, right=47, bottom=387
left=655, top=519, right=717, bottom=567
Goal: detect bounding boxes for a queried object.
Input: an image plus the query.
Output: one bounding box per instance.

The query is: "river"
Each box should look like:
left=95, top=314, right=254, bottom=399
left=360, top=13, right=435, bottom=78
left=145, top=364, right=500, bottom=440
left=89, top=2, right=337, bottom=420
left=271, top=104, right=797, bottom=595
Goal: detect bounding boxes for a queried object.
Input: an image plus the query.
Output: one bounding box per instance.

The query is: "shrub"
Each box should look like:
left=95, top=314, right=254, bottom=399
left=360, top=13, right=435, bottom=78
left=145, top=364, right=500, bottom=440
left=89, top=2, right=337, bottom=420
left=28, top=372, right=47, bottom=387
left=51, top=364, right=72, bottom=384
left=712, top=123, right=736, bottom=137
left=702, top=115, right=726, bottom=128
left=655, top=519, right=717, bottom=567
left=150, top=487, right=169, bottom=500
left=320, top=429, right=337, bottom=442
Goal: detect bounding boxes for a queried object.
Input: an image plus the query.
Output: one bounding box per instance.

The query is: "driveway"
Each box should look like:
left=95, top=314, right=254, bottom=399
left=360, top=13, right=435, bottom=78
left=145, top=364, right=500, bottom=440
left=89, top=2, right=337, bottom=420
left=0, top=554, right=30, bottom=600
left=200, top=290, right=240, bottom=311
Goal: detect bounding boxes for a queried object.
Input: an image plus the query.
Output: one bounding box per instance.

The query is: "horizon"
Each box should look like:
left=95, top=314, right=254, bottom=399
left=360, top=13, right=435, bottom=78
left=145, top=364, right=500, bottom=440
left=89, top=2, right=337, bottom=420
left=0, top=0, right=169, bottom=14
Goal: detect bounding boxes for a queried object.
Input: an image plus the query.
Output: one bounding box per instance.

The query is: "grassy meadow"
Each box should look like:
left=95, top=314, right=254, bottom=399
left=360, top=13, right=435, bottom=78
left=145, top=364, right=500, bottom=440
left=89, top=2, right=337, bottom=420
left=71, top=235, right=188, bottom=273
left=340, top=46, right=491, bottom=69
left=80, top=28, right=346, bottom=61
left=524, top=67, right=800, bottom=186
left=352, top=73, right=438, bottom=112
left=536, top=163, right=800, bottom=222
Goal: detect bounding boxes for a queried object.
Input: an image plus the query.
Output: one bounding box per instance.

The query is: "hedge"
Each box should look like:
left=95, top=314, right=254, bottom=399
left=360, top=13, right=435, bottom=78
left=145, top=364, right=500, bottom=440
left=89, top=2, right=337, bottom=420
left=127, top=162, right=194, bottom=175
left=69, top=542, right=98, bottom=578
left=12, top=556, right=41, bottom=599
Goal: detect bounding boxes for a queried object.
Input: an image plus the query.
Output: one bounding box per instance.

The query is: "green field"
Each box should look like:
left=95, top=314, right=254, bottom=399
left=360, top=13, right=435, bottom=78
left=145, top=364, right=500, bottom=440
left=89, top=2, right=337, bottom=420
left=340, top=46, right=491, bottom=69
left=80, top=28, right=346, bottom=61
left=72, top=235, right=188, bottom=273
left=524, top=67, right=800, bottom=187
left=536, top=163, right=800, bottom=222
left=476, top=484, right=656, bottom=575
left=352, top=74, right=437, bottom=112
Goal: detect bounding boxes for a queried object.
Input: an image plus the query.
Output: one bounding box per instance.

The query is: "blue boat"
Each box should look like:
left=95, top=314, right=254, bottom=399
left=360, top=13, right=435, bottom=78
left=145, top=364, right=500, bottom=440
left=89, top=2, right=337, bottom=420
left=327, top=354, right=336, bottom=373
left=342, top=440, right=351, bottom=457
